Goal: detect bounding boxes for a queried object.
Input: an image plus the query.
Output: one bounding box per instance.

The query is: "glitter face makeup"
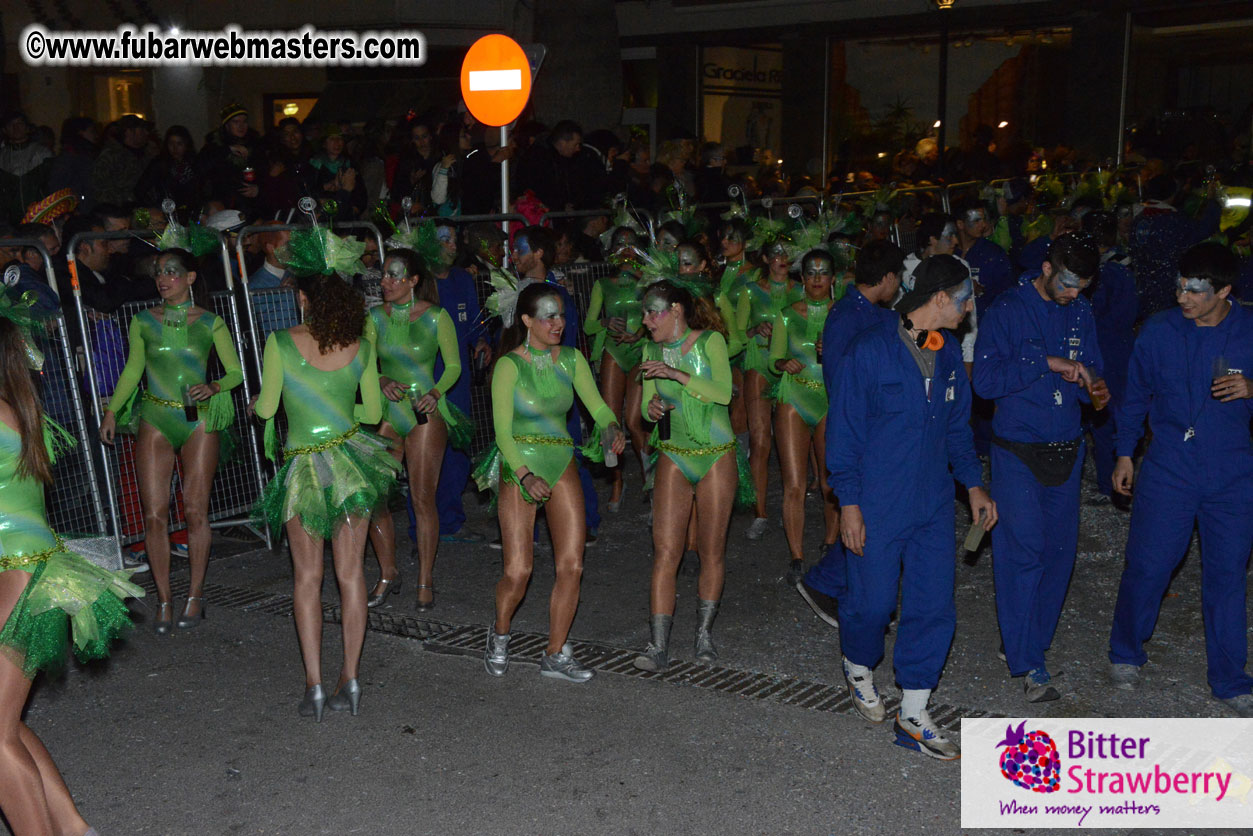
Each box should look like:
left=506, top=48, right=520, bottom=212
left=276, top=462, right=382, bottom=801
left=435, top=226, right=455, bottom=244
left=533, top=295, right=563, bottom=320
left=383, top=259, right=409, bottom=280
left=512, top=236, right=532, bottom=256
left=677, top=246, right=702, bottom=273
left=1055, top=266, right=1087, bottom=290
left=642, top=296, right=671, bottom=318
left=949, top=277, right=974, bottom=312
left=1177, top=276, right=1215, bottom=296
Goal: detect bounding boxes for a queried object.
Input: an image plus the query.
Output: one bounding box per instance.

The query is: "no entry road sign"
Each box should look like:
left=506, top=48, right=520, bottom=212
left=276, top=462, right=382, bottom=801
left=460, top=34, right=532, bottom=127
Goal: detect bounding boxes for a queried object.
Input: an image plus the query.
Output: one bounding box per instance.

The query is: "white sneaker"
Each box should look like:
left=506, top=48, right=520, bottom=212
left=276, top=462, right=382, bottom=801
left=842, top=660, right=885, bottom=723
left=745, top=517, right=769, bottom=540
left=894, top=710, right=960, bottom=760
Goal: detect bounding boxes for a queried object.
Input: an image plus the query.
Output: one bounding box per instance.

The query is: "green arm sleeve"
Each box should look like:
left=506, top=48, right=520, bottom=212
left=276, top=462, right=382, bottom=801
left=491, top=356, right=527, bottom=477
left=253, top=332, right=283, bottom=420
left=354, top=340, right=383, bottom=425
left=583, top=281, right=605, bottom=335
left=684, top=332, right=732, bottom=405
left=362, top=312, right=379, bottom=346
left=210, top=316, right=244, bottom=392
left=105, top=315, right=147, bottom=414
left=734, top=287, right=751, bottom=345
left=717, top=295, right=742, bottom=356
left=768, top=309, right=788, bottom=364
left=432, top=309, right=462, bottom=396
left=572, top=350, right=617, bottom=428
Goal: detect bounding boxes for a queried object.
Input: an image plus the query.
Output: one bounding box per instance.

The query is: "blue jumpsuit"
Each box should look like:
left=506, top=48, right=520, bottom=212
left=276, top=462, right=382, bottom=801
left=973, top=278, right=1103, bottom=677
left=431, top=267, right=479, bottom=536
left=1108, top=302, right=1253, bottom=700
left=1131, top=203, right=1221, bottom=321
left=1087, top=256, right=1138, bottom=496
left=803, top=287, right=897, bottom=598
left=829, top=322, right=984, bottom=689
left=961, top=237, right=1014, bottom=455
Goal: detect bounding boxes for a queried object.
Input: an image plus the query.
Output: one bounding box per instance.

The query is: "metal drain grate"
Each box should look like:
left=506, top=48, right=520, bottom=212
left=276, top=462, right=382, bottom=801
left=138, top=577, right=997, bottom=731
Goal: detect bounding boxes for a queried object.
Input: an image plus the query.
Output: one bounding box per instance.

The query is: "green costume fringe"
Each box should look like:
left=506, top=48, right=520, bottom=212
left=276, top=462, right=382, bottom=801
left=281, top=228, right=366, bottom=277
left=733, top=440, right=756, bottom=510
left=254, top=428, right=400, bottom=540
left=263, top=417, right=278, bottom=463
left=42, top=417, right=75, bottom=464
left=156, top=222, right=219, bottom=258
left=109, top=388, right=142, bottom=435
left=0, top=553, right=143, bottom=679
left=388, top=221, right=445, bottom=275
left=440, top=400, right=474, bottom=451
left=470, top=443, right=538, bottom=506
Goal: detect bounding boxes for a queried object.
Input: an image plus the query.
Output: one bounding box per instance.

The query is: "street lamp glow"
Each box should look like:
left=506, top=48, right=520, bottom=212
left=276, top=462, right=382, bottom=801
left=933, top=120, right=942, bottom=128
left=877, top=152, right=887, bottom=159
left=998, top=120, right=1009, bottom=128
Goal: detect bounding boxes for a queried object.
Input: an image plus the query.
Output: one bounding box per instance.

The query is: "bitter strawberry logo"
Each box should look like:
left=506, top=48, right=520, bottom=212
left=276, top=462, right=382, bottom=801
left=997, top=721, right=1061, bottom=793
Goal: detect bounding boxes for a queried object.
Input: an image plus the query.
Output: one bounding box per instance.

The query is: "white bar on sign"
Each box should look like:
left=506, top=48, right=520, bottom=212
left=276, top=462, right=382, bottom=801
left=468, top=69, right=522, bottom=92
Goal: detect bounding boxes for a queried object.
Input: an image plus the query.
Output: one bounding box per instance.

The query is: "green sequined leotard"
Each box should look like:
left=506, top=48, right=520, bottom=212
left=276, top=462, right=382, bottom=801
left=769, top=300, right=832, bottom=428
left=641, top=330, right=736, bottom=485
left=473, top=347, right=616, bottom=503
left=253, top=330, right=401, bottom=539
left=584, top=274, right=644, bottom=371
left=106, top=303, right=243, bottom=449
left=367, top=301, right=472, bottom=446
left=0, top=419, right=142, bottom=678
left=737, top=278, right=804, bottom=379
left=715, top=262, right=754, bottom=359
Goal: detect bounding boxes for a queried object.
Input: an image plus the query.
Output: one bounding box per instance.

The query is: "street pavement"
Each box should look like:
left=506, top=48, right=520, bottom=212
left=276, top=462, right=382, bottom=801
left=19, top=456, right=1253, bottom=836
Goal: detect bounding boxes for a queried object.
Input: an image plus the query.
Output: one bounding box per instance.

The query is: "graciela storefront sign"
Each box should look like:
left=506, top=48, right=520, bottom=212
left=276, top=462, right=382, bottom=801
left=961, top=718, right=1253, bottom=828
left=700, top=45, right=783, bottom=157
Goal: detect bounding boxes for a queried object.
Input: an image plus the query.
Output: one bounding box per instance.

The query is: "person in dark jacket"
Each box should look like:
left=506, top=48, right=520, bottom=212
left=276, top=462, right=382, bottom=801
left=198, top=103, right=263, bottom=216
left=136, top=126, right=201, bottom=210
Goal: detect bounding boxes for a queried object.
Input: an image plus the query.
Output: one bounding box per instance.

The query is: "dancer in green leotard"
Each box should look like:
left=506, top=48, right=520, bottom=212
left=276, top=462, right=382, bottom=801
left=583, top=227, right=649, bottom=510
left=633, top=280, right=746, bottom=672
left=0, top=312, right=141, bottom=836
left=99, top=248, right=242, bottom=633
left=477, top=283, right=624, bottom=683
left=364, top=249, right=472, bottom=612
left=739, top=237, right=804, bottom=539
left=770, top=249, right=840, bottom=585
left=254, top=273, right=401, bottom=721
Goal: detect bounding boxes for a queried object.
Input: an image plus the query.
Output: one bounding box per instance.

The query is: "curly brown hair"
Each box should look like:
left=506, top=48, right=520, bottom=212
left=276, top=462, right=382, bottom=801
left=295, top=274, right=365, bottom=353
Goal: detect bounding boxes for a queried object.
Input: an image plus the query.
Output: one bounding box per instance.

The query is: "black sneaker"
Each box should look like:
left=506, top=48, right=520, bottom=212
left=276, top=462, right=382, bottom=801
left=795, top=578, right=839, bottom=628
left=585, top=529, right=598, bottom=546
left=785, top=559, right=805, bottom=586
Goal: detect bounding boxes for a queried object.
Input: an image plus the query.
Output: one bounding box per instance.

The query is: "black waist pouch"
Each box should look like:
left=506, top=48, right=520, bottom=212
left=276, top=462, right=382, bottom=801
left=992, top=436, right=1082, bottom=487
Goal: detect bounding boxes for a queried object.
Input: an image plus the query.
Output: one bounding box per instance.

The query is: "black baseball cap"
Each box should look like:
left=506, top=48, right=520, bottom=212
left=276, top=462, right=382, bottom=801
left=894, top=254, right=970, bottom=313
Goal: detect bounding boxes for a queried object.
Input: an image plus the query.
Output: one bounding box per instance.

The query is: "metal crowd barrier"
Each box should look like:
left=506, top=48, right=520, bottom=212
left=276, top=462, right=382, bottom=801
left=1, top=238, right=117, bottom=567
left=65, top=228, right=271, bottom=556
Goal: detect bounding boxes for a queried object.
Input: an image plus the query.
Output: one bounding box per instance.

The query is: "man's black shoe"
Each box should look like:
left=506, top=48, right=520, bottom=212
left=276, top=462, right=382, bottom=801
left=796, top=578, right=840, bottom=629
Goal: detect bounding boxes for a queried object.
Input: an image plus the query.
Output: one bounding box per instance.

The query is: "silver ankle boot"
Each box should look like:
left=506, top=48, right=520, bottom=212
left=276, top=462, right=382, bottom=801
left=694, top=599, right=720, bottom=663
left=633, top=613, right=673, bottom=672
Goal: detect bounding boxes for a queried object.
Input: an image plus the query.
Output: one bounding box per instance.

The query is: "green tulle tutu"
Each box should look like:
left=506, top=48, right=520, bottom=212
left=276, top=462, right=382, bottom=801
left=0, top=548, right=144, bottom=679
left=472, top=429, right=605, bottom=506
left=382, top=397, right=475, bottom=450
left=255, top=426, right=402, bottom=540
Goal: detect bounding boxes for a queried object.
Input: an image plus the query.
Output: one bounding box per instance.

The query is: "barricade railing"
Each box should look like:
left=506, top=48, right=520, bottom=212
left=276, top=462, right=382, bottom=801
left=1, top=238, right=117, bottom=567
left=65, top=228, right=270, bottom=556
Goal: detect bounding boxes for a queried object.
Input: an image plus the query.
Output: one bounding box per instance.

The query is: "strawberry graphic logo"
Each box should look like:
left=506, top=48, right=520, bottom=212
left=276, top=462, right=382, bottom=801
left=997, top=721, right=1061, bottom=793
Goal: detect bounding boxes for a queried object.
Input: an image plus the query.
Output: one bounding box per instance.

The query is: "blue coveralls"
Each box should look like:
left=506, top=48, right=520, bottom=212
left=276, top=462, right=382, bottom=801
left=1087, top=255, right=1138, bottom=496
left=427, top=267, right=480, bottom=536
left=829, top=322, right=984, bottom=689
left=803, top=287, right=897, bottom=598
left=1108, top=302, right=1253, bottom=699
left=973, top=278, right=1102, bottom=677
left=1017, top=235, right=1053, bottom=282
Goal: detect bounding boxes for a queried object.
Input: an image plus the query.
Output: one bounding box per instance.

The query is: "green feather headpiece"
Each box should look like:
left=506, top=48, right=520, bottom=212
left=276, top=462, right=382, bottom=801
left=281, top=228, right=366, bottom=277
left=156, top=221, right=219, bottom=258
left=0, top=289, right=52, bottom=370
left=387, top=219, right=445, bottom=274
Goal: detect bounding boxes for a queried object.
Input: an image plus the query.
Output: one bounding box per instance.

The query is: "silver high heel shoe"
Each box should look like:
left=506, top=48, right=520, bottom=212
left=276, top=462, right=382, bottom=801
left=327, top=678, right=362, bottom=715
left=415, top=584, right=435, bottom=613
left=367, top=574, right=402, bottom=608
left=298, top=684, right=326, bottom=722
left=154, top=601, right=174, bottom=635
left=176, top=596, right=206, bottom=629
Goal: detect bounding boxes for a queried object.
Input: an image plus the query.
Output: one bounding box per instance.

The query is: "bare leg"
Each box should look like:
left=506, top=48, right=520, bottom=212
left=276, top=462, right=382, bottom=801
left=405, top=414, right=448, bottom=606
left=494, top=481, right=539, bottom=635
left=542, top=463, right=587, bottom=654
left=331, top=515, right=371, bottom=685
left=649, top=456, right=695, bottom=615
left=694, top=452, right=738, bottom=602
left=744, top=370, right=774, bottom=519
left=135, top=422, right=177, bottom=607
left=599, top=356, right=627, bottom=503
left=286, top=520, right=325, bottom=687
left=775, top=404, right=810, bottom=562
left=176, top=424, right=221, bottom=617
left=0, top=570, right=88, bottom=836
left=623, top=367, right=649, bottom=484
left=365, top=423, right=405, bottom=597
left=811, top=416, right=839, bottom=545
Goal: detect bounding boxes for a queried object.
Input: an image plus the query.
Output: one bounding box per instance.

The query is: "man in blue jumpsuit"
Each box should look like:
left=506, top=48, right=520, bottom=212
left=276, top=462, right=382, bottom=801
left=1082, top=211, right=1138, bottom=503
left=955, top=199, right=1013, bottom=455
left=973, top=232, right=1107, bottom=703
left=830, top=254, right=996, bottom=759
left=795, top=239, right=903, bottom=627
left=1108, top=242, right=1253, bottom=716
